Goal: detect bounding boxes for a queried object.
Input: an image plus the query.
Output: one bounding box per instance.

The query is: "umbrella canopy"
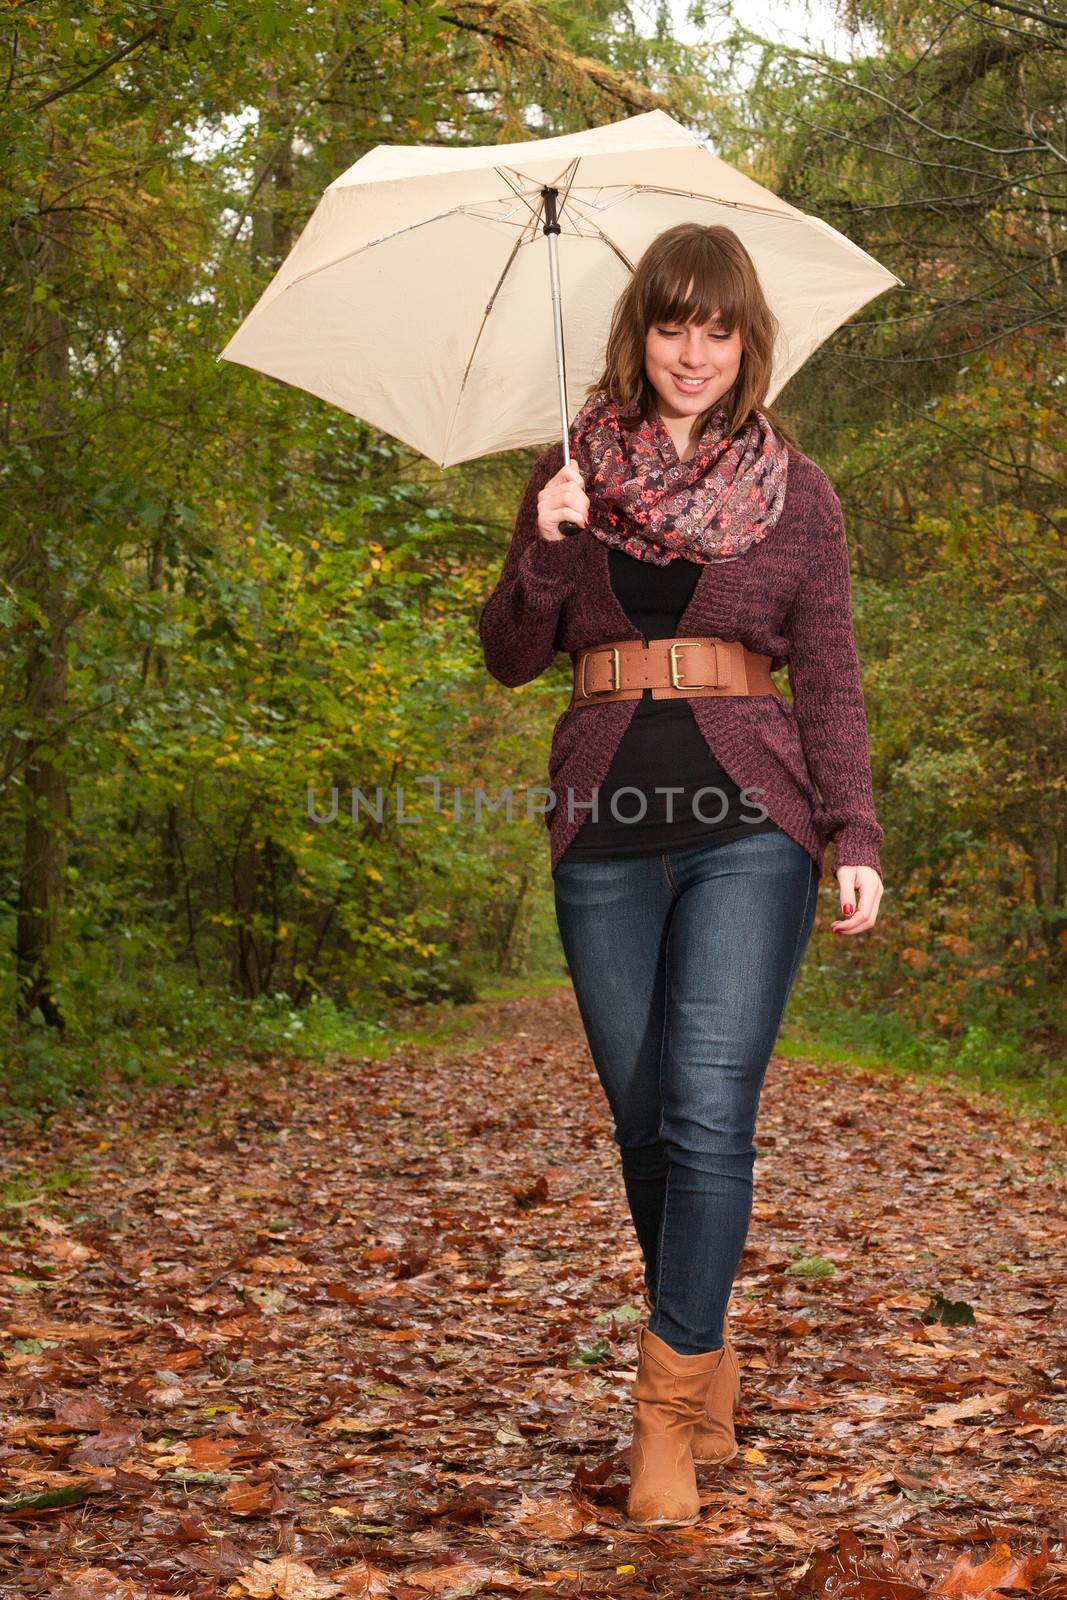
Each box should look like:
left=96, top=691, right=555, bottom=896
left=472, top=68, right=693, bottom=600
left=218, top=108, right=903, bottom=469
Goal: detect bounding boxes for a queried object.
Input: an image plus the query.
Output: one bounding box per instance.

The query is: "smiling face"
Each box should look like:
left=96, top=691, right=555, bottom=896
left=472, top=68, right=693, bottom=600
left=644, top=291, right=744, bottom=434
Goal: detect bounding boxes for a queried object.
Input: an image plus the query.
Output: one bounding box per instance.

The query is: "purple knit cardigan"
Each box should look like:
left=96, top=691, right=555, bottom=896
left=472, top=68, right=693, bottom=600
left=478, top=439, right=884, bottom=883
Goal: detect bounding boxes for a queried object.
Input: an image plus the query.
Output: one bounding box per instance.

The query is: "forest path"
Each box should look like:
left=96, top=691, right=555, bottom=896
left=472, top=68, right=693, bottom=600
left=1, top=986, right=1062, bottom=1597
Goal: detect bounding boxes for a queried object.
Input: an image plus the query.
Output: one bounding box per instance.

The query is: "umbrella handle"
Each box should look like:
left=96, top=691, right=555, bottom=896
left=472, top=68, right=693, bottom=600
left=559, top=520, right=583, bottom=537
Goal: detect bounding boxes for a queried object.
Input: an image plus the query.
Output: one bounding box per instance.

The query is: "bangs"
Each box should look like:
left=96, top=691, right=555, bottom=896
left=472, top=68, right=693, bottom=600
left=645, top=248, right=746, bottom=333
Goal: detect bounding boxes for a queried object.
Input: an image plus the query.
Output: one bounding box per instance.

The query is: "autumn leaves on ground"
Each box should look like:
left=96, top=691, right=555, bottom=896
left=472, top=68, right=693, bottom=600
left=1, top=986, right=1063, bottom=1600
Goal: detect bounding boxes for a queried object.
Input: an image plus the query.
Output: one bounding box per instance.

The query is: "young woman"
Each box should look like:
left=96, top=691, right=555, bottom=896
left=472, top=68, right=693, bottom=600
left=478, top=223, right=884, bottom=1530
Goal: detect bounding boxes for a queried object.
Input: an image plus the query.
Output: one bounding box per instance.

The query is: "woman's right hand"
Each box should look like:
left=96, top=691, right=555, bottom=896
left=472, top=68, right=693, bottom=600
left=536, top=462, right=589, bottom=541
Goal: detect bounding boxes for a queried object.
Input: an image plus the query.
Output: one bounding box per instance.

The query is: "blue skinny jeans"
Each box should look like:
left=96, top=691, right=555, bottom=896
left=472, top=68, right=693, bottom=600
left=552, top=828, right=819, bottom=1355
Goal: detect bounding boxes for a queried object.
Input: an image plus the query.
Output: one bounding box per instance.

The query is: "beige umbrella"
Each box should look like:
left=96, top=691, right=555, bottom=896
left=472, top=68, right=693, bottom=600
left=218, top=108, right=902, bottom=471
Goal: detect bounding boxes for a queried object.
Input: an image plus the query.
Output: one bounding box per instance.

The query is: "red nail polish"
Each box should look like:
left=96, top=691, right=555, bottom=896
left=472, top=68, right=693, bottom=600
left=843, top=904, right=854, bottom=916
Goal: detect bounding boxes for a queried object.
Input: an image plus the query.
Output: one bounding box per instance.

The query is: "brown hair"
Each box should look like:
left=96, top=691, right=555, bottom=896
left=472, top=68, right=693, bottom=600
left=586, top=222, right=800, bottom=452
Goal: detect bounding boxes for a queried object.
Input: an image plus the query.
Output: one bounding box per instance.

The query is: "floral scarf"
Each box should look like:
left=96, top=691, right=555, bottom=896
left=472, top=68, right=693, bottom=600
left=567, top=388, right=790, bottom=565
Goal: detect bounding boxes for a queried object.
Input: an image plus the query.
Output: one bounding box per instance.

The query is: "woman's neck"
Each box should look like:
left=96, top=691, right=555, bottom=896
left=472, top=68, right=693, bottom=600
left=662, top=415, right=698, bottom=462
left=652, top=402, right=702, bottom=461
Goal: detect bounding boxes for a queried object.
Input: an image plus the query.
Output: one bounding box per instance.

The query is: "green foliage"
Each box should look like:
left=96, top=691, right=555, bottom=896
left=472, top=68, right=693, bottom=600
left=593, top=1302, right=643, bottom=1324
left=0, top=965, right=392, bottom=1121
left=567, top=1339, right=613, bottom=1366
left=920, top=1291, right=975, bottom=1327
left=785, top=1254, right=836, bottom=1278
left=0, top=0, right=1063, bottom=1117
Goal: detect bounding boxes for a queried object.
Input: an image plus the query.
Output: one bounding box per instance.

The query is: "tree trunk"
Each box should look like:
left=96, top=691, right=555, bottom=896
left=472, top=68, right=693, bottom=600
left=15, top=218, right=72, bottom=1030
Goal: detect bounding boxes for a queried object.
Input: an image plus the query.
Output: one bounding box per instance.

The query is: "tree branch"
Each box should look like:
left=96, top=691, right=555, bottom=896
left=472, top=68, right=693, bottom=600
left=973, top=0, right=1067, bottom=31
left=27, top=24, right=161, bottom=112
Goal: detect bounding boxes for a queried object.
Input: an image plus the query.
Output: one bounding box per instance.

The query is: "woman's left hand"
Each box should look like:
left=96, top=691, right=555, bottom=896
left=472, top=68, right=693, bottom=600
left=832, top=865, right=882, bottom=934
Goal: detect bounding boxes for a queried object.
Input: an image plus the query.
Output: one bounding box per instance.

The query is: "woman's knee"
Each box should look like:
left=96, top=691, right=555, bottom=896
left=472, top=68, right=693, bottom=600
left=658, top=1115, right=759, bottom=1177
left=616, top=1132, right=668, bottom=1179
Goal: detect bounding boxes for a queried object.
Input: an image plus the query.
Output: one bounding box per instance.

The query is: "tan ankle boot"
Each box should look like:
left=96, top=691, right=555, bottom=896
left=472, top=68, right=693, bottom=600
left=627, top=1324, right=727, bottom=1528
left=690, top=1318, right=741, bottom=1463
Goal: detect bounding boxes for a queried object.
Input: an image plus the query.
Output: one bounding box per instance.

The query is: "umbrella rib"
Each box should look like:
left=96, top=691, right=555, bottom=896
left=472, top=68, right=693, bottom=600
left=566, top=184, right=902, bottom=279
left=283, top=208, right=526, bottom=291
left=553, top=156, right=582, bottom=224
left=556, top=208, right=635, bottom=272
left=492, top=164, right=548, bottom=237
left=574, top=183, right=799, bottom=218
left=441, top=229, right=528, bottom=464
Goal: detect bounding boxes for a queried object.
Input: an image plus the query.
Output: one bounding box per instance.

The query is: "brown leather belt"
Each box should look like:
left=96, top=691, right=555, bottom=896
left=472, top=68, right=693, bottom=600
left=570, top=636, right=781, bottom=708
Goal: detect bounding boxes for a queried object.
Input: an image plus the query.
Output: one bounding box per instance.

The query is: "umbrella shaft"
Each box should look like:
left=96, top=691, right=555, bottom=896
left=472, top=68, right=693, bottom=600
left=542, top=187, right=571, bottom=469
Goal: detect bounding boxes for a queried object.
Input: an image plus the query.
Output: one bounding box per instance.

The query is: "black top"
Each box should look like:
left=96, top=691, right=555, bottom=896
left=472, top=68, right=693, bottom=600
left=561, top=546, right=786, bottom=858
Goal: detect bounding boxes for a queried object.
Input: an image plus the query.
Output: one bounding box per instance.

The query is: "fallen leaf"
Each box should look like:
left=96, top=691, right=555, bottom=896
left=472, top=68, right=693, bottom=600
left=921, top=1392, right=1010, bottom=1428
left=230, top=1557, right=341, bottom=1598
left=221, top=1477, right=274, bottom=1516
left=54, top=1395, right=110, bottom=1429
left=511, top=1492, right=600, bottom=1539
left=929, top=1539, right=1051, bottom=1596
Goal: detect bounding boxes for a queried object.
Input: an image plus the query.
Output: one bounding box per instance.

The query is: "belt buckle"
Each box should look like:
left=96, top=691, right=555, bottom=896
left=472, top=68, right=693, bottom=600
left=668, top=640, right=720, bottom=690
left=579, top=646, right=621, bottom=698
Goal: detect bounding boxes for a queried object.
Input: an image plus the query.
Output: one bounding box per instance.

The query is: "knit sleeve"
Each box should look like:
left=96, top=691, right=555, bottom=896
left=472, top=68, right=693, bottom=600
left=478, top=445, right=583, bottom=688
left=784, top=485, right=884, bottom=882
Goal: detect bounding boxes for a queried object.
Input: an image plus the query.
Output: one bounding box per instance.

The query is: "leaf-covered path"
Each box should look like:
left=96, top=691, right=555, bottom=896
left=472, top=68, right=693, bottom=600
left=1, top=987, right=1064, bottom=1599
